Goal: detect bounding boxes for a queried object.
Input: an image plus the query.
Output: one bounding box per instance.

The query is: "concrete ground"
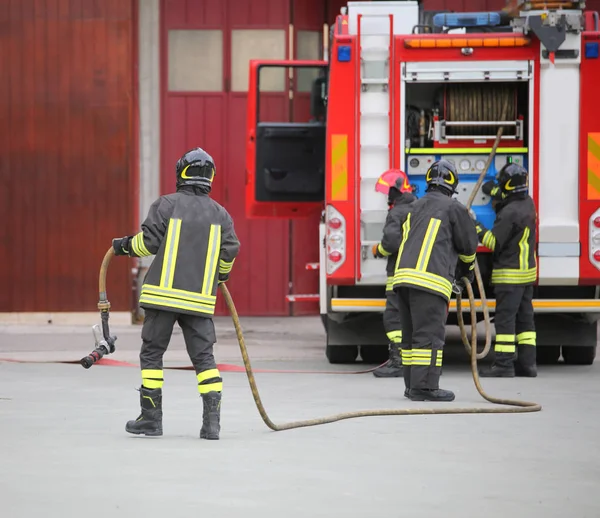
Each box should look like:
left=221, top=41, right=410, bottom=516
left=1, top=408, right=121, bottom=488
left=1, top=316, right=599, bottom=518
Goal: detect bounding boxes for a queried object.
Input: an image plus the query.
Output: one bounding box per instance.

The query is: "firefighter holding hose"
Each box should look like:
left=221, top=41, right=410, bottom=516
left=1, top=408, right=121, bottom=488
left=371, top=170, right=416, bottom=378
left=391, top=160, right=479, bottom=402
left=111, top=147, right=240, bottom=439
left=472, top=163, right=538, bottom=378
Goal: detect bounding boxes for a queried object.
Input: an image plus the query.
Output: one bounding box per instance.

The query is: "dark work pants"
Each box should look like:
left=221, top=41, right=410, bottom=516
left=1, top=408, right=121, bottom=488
left=493, top=285, right=536, bottom=357
left=394, top=287, right=448, bottom=390
left=383, top=288, right=404, bottom=345
left=139, top=309, right=222, bottom=394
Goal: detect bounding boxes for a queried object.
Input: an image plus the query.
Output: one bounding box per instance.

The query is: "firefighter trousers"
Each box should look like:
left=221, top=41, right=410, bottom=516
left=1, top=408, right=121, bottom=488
left=493, top=284, right=536, bottom=364
left=139, top=309, right=223, bottom=395
left=394, top=287, right=448, bottom=390
left=383, top=287, right=404, bottom=346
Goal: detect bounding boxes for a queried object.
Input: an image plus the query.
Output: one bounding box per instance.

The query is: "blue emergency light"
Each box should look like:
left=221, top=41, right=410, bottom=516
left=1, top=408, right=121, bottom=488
left=337, top=45, right=351, bottom=62
left=433, top=12, right=501, bottom=28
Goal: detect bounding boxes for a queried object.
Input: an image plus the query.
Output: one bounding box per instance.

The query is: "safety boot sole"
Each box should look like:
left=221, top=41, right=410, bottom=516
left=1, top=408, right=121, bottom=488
left=125, top=423, right=163, bottom=437
left=200, top=429, right=220, bottom=440
left=373, top=367, right=403, bottom=378
left=408, top=389, right=455, bottom=402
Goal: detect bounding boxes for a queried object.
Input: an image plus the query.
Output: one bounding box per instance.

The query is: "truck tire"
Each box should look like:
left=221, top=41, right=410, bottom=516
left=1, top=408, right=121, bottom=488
left=561, top=345, right=597, bottom=366
left=326, top=345, right=359, bottom=364
left=360, top=345, right=389, bottom=364
left=536, top=346, right=561, bottom=365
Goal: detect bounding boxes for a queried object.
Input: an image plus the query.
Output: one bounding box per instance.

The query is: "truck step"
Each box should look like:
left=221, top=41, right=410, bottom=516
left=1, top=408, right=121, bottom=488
left=286, top=294, right=319, bottom=303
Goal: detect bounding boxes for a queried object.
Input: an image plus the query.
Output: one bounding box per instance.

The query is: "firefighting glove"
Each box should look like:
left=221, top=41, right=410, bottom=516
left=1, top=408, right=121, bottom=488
left=455, top=262, right=475, bottom=292
left=112, top=237, right=131, bottom=256
left=372, top=244, right=385, bottom=259
left=218, top=272, right=230, bottom=284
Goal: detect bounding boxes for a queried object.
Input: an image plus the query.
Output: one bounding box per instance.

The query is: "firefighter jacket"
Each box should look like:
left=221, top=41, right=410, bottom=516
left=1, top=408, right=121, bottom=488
left=392, top=190, right=479, bottom=301
left=374, top=193, right=416, bottom=290
left=125, top=189, right=240, bottom=317
left=476, top=193, right=537, bottom=285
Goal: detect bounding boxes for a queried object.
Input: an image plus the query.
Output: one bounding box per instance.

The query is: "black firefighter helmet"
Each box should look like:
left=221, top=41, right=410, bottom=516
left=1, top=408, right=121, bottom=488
left=176, top=147, right=216, bottom=191
left=425, top=159, right=459, bottom=196
left=496, top=162, right=528, bottom=194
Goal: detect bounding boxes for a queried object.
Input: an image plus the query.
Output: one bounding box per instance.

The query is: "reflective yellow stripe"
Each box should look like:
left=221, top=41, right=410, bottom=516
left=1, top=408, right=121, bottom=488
left=519, top=227, right=530, bottom=271
left=416, top=218, right=441, bottom=271
left=202, top=224, right=222, bottom=296
left=495, top=334, right=515, bottom=343
left=160, top=218, right=182, bottom=288
left=199, top=382, right=223, bottom=394
left=458, top=253, right=476, bottom=263
left=386, top=330, right=402, bottom=343
left=394, top=213, right=411, bottom=271
left=517, top=331, right=536, bottom=346
left=141, top=285, right=216, bottom=304
left=378, top=243, right=392, bottom=257
left=482, top=231, right=496, bottom=251
left=406, top=147, right=528, bottom=155
left=401, top=349, right=412, bottom=366
left=411, top=348, right=432, bottom=366
left=197, top=368, right=221, bottom=383
left=436, top=350, right=443, bottom=367
left=495, top=344, right=516, bottom=353
left=219, top=258, right=235, bottom=274
left=139, top=294, right=216, bottom=315
left=393, top=268, right=452, bottom=300
left=385, top=276, right=394, bottom=292
left=491, top=268, right=537, bottom=284
left=131, top=232, right=152, bottom=257
left=141, top=369, right=164, bottom=389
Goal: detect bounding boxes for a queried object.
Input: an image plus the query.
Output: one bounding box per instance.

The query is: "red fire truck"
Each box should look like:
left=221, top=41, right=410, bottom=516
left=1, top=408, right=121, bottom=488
left=245, top=1, right=600, bottom=365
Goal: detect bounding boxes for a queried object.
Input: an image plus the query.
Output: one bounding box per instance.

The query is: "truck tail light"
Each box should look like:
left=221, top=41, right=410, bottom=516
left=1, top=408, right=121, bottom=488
left=589, top=209, right=600, bottom=271
left=326, top=205, right=346, bottom=275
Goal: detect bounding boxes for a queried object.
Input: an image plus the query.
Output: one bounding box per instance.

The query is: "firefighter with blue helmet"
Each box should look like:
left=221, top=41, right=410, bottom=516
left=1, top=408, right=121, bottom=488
left=112, top=147, right=240, bottom=439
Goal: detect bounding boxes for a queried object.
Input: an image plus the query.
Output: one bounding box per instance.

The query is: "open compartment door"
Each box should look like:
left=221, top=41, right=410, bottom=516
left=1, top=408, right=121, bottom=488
left=246, top=60, right=328, bottom=218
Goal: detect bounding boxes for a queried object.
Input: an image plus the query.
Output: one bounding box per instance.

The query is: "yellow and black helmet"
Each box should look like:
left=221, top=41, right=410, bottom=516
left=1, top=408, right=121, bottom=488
left=425, top=159, right=459, bottom=196
left=497, top=163, right=528, bottom=194
left=176, top=147, right=216, bottom=190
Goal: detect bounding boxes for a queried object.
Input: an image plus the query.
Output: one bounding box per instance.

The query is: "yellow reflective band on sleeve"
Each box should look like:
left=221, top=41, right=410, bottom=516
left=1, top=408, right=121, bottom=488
left=386, top=330, right=403, bottom=343
left=394, top=214, right=411, bottom=271
left=491, top=268, right=537, bottom=284
left=131, top=232, right=152, bottom=257
left=393, top=268, right=453, bottom=300
left=517, top=331, right=536, bottom=346
left=482, top=231, right=496, bottom=251
left=495, top=344, right=516, bottom=353
left=436, top=350, right=443, bottom=367
left=401, top=349, right=412, bottom=366
left=219, top=258, right=235, bottom=274
left=160, top=218, right=182, bottom=288
left=199, top=382, right=223, bottom=394
left=411, top=348, right=432, bottom=366
left=416, top=218, right=441, bottom=271
left=519, top=227, right=530, bottom=271
left=141, top=369, right=164, bottom=389
left=458, top=253, right=476, bottom=263
left=197, top=368, right=221, bottom=384
left=202, top=224, right=222, bottom=296
left=378, top=243, right=392, bottom=257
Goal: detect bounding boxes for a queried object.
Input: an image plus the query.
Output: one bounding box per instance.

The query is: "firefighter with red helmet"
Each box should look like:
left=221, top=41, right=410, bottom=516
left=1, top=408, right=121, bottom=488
left=371, top=170, right=416, bottom=377
left=111, top=147, right=240, bottom=439
left=391, top=159, right=479, bottom=401
left=472, top=163, right=538, bottom=378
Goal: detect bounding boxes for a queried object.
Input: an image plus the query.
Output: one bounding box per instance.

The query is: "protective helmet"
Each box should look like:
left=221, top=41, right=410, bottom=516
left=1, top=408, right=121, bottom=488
left=175, top=147, right=216, bottom=190
left=425, top=159, right=459, bottom=195
left=496, top=163, right=528, bottom=194
left=375, top=169, right=413, bottom=196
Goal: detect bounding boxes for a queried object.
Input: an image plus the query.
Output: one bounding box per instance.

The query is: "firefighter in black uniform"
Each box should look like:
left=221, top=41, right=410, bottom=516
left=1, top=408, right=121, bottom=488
left=392, top=159, right=479, bottom=401
left=371, top=170, right=416, bottom=378
left=473, top=163, right=538, bottom=378
left=112, top=147, right=240, bottom=439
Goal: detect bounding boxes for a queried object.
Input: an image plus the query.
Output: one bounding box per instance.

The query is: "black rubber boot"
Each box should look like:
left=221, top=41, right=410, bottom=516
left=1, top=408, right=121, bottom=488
left=403, top=358, right=411, bottom=398
left=515, top=345, right=537, bottom=377
left=479, top=352, right=515, bottom=378
left=373, top=344, right=403, bottom=378
left=200, top=391, right=221, bottom=440
left=408, top=388, right=455, bottom=402
left=125, top=387, right=163, bottom=436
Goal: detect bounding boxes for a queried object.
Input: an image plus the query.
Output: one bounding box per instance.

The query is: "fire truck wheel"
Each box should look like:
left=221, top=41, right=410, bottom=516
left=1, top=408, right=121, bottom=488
left=561, top=345, right=597, bottom=366
left=360, top=345, right=390, bottom=365
left=535, top=346, right=561, bottom=365
left=326, top=345, right=359, bottom=364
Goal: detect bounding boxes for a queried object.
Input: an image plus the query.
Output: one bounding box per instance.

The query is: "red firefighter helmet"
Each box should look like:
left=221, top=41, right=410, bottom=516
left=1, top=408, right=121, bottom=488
left=375, top=169, right=413, bottom=196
